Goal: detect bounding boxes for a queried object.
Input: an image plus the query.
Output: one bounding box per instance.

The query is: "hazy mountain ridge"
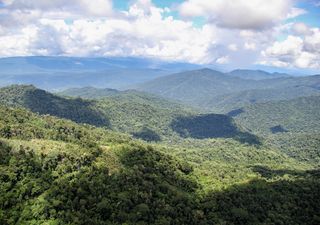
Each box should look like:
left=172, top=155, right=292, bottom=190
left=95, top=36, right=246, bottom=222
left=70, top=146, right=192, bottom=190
left=0, top=56, right=203, bottom=90
left=58, top=86, right=121, bottom=99
left=227, top=69, right=291, bottom=80
left=134, top=68, right=320, bottom=112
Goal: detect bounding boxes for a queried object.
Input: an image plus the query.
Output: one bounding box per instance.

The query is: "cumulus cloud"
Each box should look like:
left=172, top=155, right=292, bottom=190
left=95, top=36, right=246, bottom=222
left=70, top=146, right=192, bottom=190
left=0, top=0, right=318, bottom=71
left=244, top=42, right=256, bottom=50
left=261, top=28, right=320, bottom=69
left=292, top=22, right=313, bottom=36
left=179, top=0, right=299, bottom=30
left=228, top=44, right=238, bottom=51
left=0, top=1, right=218, bottom=63
left=216, top=56, right=229, bottom=64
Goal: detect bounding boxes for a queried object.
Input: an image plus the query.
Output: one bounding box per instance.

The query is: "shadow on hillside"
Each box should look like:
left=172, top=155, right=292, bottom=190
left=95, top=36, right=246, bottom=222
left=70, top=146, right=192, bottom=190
left=23, top=89, right=110, bottom=127
left=202, top=172, right=320, bottom=225
left=270, top=125, right=288, bottom=134
left=227, top=108, right=244, bottom=117
left=132, top=127, right=161, bottom=142
left=171, top=114, right=260, bottom=145
left=251, top=165, right=320, bottom=179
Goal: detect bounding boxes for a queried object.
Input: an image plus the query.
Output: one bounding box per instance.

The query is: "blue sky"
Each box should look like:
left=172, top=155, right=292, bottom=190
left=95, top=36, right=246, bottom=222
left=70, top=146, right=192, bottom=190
left=0, top=0, right=319, bottom=73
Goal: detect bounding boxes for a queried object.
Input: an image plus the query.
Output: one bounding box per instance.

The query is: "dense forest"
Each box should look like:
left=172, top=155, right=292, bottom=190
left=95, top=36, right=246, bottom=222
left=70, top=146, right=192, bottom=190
left=0, top=84, right=320, bottom=224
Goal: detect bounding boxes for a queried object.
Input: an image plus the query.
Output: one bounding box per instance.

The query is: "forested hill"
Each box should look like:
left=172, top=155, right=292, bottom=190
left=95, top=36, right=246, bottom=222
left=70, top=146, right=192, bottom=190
left=227, top=69, right=290, bottom=80
left=230, top=95, right=320, bottom=164
left=232, top=95, right=320, bottom=135
left=133, top=68, right=259, bottom=107
left=134, top=68, right=320, bottom=112
left=0, top=105, right=201, bottom=224
left=0, top=104, right=320, bottom=225
left=0, top=85, right=256, bottom=143
left=0, top=85, right=109, bottom=127
left=58, top=86, right=121, bottom=99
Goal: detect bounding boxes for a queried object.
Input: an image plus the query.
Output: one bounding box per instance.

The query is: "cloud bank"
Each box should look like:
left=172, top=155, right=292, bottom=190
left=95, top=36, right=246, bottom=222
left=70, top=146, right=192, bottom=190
left=0, top=0, right=318, bottom=70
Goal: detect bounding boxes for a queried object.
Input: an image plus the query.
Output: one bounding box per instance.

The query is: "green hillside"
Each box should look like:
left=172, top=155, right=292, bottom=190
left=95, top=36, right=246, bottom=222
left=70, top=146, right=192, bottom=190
left=232, top=95, right=320, bottom=135
left=227, top=69, right=290, bottom=80
left=0, top=104, right=319, bottom=224
left=135, top=69, right=320, bottom=112
left=0, top=85, right=109, bottom=127
left=231, top=95, right=320, bottom=164
left=0, top=85, right=257, bottom=143
left=0, top=85, right=194, bottom=140
left=134, top=69, right=260, bottom=107
left=207, top=86, right=320, bottom=113
left=59, top=86, right=120, bottom=99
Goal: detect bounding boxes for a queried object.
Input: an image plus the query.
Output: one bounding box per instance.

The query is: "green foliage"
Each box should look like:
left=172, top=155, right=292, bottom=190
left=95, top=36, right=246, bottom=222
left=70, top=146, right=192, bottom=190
left=171, top=114, right=260, bottom=144
left=0, top=85, right=109, bottom=127
left=0, top=141, right=201, bottom=225
left=230, top=96, right=320, bottom=165
left=233, top=95, right=320, bottom=135
left=135, top=68, right=320, bottom=111
left=0, top=85, right=319, bottom=224
left=59, top=86, right=120, bottom=99
left=202, top=168, right=320, bottom=225
left=265, top=132, right=320, bottom=164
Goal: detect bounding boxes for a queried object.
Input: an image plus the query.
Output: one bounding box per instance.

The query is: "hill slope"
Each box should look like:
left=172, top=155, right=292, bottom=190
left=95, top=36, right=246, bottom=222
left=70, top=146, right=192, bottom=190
left=0, top=85, right=109, bottom=127
left=0, top=104, right=319, bottom=225
left=134, top=68, right=260, bottom=107
left=232, top=95, right=320, bottom=135
left=58, top=87, right=120, bottom=99
left=135, top=69, right=320, bottom=112
left=227, top=69, right=290, bottom=80
left=0, top=85, right=257, bottom=143
left=207, top=85, right=320, bottom=113
left=230, top=95, right=320, bottom=164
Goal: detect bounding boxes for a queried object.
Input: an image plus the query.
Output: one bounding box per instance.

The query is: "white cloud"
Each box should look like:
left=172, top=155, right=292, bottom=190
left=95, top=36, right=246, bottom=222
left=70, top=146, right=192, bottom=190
left=244, top=42, right=256, bottom=50
left=0, top=1, right=218, bottom=64
left=286, top=7, right=307, bottom=19
left=216, top=56, right=229, bottom=64
left=292, top=22, right=313, bottom=36
left=0, top=0, right=317, bottom=71
left=179, top=0, right=297, bottom=30
left=261, top=28, right=320, bottom=69
left=228, top=44, right=238, bottom=51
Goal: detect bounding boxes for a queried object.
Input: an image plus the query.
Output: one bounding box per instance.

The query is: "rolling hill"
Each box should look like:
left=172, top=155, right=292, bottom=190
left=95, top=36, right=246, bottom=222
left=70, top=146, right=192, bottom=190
left=58, top=87, right=121, bottom=99
left=0, top=99, right=319, bottom=225
left=0, top=85, right=257, bottom=143
left=206, top=85, right=320, bottom=113
left=227, top=69, right=291, bottom=80
left=231, top=95, right=320, bottom=135
left=133, top=68, right=261, bottom=107
left=229, top=95, right=320, bottom=164
left=134, top=68, right=320, bottom=112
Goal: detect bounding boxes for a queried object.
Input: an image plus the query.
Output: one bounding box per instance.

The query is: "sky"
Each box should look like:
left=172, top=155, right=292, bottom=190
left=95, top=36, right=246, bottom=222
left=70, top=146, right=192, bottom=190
left=0, top=0, right=320, bottom=73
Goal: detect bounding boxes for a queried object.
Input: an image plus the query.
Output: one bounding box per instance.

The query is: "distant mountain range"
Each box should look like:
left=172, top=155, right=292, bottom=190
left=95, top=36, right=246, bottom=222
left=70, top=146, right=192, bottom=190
left=0, top=56, right=306, bottom=92
left=227, top=69, right=291, bottom=80
left=135, top=68, right=320, bottom=112
left=0, top=56, right=202, bottom=90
